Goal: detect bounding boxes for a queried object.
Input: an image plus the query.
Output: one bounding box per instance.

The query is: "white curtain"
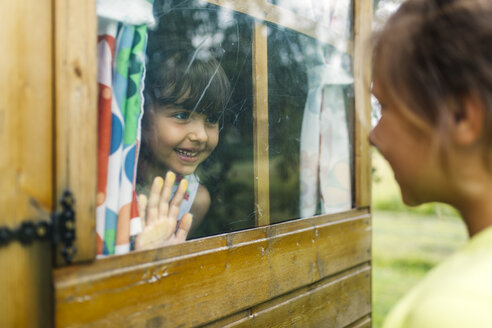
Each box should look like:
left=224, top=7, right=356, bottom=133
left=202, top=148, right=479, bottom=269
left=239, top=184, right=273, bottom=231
left=297, top=0, right=353, bottom=216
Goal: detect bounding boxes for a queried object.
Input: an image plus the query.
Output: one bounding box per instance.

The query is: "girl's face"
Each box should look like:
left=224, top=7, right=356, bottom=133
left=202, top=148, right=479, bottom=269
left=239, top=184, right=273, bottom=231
left=147, top=104, right=219, bottom=176
left=369, top=84, right=447, bottom=206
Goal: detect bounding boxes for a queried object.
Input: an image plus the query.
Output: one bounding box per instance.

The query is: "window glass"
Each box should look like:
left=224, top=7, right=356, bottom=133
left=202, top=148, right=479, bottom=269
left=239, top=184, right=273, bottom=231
left=267, top=26, right=306, bottom=222
left=267, top=0, right=349, bottom=29
left=267, top=13, right=354, bottom=223
left=98, top=0, right=357, bottom=255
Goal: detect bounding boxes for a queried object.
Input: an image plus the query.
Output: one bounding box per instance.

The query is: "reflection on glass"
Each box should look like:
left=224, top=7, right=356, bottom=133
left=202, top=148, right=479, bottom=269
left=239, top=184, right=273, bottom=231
left=267, top=26, right=305, bottom=222
left=138, top=0, right=255, bottom=239
left=267, top=0, right=352, bottom=53
left=268, top=0, right=350, bottom=28
left=267, top=13, right=354, bottom=223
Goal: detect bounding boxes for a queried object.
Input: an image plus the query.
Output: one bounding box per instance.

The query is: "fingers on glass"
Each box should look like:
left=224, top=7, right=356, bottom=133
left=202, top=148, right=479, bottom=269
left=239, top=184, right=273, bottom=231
left=158, top=171, right=176, bottom=219
left=138, top=194, right=148, bottom=226
left=146, top=176, right=164, bottom=225
left=169, top=179, right=188, bottom=219
left=138, top=171, right=190, bottom=249
left=175, top=213, right=193, bottom=241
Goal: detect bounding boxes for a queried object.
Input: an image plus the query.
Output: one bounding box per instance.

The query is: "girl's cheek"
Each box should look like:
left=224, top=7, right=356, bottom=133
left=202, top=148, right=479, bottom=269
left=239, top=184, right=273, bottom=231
left=208, top=127, right=219, bottom=148
left=209, top=137, right=219, bottom=151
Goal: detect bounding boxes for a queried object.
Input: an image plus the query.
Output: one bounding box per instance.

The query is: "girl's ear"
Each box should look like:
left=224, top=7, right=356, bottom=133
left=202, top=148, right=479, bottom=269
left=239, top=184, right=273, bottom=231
left=452, top=95, right=485, bottom=146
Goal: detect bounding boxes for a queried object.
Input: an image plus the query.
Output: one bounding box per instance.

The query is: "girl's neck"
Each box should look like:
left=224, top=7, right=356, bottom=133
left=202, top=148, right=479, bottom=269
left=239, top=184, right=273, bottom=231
left=138, top=157, right=189, bottom=188
left=448, top=166, right=492, bottom=237
left=445, top=148, right=492, bottom=238
left=138, top=157, right=171, bottom=188
left=456, top=192, right=492, bottom=238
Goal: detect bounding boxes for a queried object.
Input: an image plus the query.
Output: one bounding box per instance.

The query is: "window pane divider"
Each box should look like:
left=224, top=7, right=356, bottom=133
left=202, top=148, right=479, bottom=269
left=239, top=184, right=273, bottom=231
left=252, top=21, right=270, bottom=227
left=353, top=0, right=372, bottom=208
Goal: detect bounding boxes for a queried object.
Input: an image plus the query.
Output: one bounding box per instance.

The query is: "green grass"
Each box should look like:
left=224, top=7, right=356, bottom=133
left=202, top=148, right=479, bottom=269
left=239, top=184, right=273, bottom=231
left=371, top=151, right=468, bottom=327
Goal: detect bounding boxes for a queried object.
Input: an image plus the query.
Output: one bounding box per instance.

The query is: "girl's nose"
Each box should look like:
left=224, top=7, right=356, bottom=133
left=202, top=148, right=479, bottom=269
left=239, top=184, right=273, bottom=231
left=188, top=120, right=208, bottom=143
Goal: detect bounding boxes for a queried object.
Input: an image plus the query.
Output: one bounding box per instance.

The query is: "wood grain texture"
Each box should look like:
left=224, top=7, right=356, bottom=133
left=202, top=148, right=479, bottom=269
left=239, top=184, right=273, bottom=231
left=54, top=212, right=371, bottom=327
left=0, top=0, right=54, bottom=326
left=213, top=264, right=371, bottom=328
left=54, top=0, right=98, bottom=264
left=55, top=209, right=368, bottom=275
left=252, top=21, right=270, bottom=227
left=353, top=0, right=373, bottom=209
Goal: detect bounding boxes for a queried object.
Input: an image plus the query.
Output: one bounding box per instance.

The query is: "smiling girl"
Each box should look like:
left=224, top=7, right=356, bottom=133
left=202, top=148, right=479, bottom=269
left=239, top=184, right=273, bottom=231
left=135, top=44, right=230, bottom=250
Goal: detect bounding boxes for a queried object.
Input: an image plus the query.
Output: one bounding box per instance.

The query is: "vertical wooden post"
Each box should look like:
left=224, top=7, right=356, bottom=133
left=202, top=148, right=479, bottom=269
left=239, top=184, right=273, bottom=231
left=354, top=0, right=373, bottom=209
left=0, top=0, right=54, bottom=327
left=252, top=21, right=270, bottom=226
left=54, top=0, right=98, bottom=264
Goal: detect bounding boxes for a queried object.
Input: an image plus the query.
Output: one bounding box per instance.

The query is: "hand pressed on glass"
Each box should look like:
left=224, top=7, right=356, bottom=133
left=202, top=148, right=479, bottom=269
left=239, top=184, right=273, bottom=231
left=135, top=171, right=193, bottom=251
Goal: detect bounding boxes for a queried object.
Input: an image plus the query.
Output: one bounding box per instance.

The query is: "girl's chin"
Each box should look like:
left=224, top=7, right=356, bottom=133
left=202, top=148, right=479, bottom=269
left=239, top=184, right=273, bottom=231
left=400, top=188, right=427, bottom=207
left=169, top=165, right=197, bottom=177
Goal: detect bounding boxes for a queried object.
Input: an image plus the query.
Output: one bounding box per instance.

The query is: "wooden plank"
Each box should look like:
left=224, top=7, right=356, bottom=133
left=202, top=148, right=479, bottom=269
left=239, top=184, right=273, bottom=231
left=54, top=0, right=98, bottom=264
left=204, top=269, right=372, bottom=328
left=353, top=0, right=373, bottom=209
left=53, top=209, right=369, bottom=276
left=252, top=21, right=270, bottom=227
left=215, top=264, right=371, bottom=327
left=206, top=0, right=350, bottom=51
left=267, top=209, right=368, bottom=237
left=54, top=215, right=371, bottom=327
left=0, top=0, right=54, bottom=326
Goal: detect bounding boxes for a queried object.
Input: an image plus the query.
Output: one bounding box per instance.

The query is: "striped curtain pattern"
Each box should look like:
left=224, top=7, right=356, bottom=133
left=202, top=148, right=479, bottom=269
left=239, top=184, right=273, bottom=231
left=96, top=0, right=155, bottom=256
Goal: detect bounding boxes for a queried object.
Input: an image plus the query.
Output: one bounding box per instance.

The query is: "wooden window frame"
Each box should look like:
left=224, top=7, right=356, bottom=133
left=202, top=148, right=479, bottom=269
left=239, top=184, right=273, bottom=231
left=54, top=209, right=371, bottom=327
left=252, top=20, right=270, bottom=226
left=54, top=0, right=98, bottom=263
left=53, top=0, right=373, bottom=326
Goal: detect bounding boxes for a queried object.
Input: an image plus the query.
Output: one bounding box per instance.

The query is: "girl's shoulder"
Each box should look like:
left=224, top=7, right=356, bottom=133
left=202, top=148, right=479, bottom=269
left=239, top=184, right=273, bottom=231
left=190, top=184, right=211, bottom=223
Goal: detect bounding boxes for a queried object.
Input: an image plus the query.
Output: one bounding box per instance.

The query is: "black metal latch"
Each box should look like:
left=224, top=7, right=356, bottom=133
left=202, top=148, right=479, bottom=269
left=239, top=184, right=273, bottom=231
left=0, top=190, right=77, bottom=263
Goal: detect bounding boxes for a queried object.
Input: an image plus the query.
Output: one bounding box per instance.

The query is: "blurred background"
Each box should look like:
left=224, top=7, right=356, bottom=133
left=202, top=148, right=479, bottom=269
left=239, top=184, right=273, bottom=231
left=371, top=1, right=468, bottom=327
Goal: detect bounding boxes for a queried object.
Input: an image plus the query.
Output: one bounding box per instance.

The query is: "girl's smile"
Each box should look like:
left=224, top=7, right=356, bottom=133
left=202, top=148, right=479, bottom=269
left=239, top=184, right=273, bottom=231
left=174, top=147, right=205, bottom=163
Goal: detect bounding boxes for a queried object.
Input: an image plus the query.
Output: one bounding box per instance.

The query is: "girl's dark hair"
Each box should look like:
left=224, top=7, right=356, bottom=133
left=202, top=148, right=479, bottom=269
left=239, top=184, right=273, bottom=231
left=373, top=0, right=492, bottom=154
left=145, top=43, right=231, bottom=122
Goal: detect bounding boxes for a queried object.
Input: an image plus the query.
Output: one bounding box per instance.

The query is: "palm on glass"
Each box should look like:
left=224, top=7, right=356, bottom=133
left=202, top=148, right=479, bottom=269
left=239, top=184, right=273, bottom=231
left=135, top=171, right=193, bottom=250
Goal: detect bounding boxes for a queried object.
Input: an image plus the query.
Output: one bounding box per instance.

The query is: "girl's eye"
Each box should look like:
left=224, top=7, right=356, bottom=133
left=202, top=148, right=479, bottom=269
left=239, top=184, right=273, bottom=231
left=205, top=115, right=219, bottom=125
left=173, top=111, right=191, bottom=120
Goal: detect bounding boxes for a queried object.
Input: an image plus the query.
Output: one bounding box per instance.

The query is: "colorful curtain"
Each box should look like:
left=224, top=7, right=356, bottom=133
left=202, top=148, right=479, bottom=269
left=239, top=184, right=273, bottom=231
left=96, top=0, right=155, bottom=256
left=299, top=0, right=353, bottom=217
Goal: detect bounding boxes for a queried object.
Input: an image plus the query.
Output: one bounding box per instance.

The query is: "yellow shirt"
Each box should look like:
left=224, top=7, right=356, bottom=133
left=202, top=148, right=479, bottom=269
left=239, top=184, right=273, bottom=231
left=383, top=225, right=492, bottom=328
